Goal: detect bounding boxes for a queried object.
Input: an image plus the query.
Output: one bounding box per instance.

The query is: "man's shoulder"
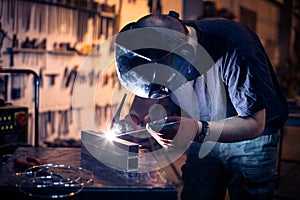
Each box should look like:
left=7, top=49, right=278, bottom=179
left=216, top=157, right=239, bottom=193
left=184, top=18, right=259, bottom=50
left=183, top=18, right=245, bottom=27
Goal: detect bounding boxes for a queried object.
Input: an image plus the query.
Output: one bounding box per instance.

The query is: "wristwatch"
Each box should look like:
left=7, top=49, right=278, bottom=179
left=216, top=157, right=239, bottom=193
left=195, top=121, right=209, bottom=143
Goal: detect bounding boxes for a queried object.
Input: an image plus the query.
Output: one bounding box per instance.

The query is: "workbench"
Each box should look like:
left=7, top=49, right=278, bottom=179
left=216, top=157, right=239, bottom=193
left=0, top=147, right=177, bottom=200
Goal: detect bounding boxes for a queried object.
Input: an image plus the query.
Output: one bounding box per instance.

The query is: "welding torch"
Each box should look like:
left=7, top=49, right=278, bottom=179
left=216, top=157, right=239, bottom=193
left=114, top=118, right=187, bottom=138
left=109, top=93, right=201, bottom=144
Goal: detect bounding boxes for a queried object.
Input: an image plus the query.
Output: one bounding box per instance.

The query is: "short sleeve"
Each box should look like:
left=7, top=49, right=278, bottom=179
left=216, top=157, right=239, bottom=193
left=220, top=48, right=267, bottom=117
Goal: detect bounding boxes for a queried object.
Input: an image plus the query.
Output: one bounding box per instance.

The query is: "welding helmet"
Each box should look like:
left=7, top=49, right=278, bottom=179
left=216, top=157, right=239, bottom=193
left=114, top=11, right=200, bottom=99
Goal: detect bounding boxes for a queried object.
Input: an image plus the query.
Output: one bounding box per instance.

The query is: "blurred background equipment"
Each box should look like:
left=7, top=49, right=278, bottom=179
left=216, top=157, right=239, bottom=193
left=0, top=102, right=28, bottom=145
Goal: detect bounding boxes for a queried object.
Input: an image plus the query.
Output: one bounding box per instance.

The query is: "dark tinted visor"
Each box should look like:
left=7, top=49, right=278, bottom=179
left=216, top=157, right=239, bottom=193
left=115, top=44, right=200, bottom=98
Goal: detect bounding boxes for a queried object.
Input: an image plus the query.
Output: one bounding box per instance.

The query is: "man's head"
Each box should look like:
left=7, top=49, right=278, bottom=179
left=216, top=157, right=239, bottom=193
left=135, top=11, right=189, bottom=36
left=115, top=11, right=200, bottom=99
left=116, top=11, right=191, bottom=54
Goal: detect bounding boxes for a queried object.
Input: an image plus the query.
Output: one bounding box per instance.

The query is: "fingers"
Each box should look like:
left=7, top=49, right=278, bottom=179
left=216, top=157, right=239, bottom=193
left=146, top=117, right=198, bottom=149
left=148, top=117, right=180, bottom=137
left=146, top=123, right=167, bottom=148
left=14, top=157, right=46, bottom=170
left=113, top=119, right=139, bottom=133
left=14, top=158, right=36, bottom=169
left=26, top=156, right=46, bottom=165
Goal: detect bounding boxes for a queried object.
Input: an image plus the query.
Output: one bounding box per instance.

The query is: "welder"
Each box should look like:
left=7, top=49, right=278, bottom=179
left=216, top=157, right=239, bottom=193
left=113, top=11, right=288, bottom=200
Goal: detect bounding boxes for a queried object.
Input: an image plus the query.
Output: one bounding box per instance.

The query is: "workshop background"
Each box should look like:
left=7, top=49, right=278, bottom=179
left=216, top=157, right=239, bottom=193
left=0, top=0, right=299, bottom=200
left=0, top=0, right=298, bottom=147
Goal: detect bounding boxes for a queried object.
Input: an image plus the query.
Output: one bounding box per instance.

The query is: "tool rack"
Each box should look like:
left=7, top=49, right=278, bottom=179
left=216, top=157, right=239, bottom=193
left=0, top=0, right=120, bottom=143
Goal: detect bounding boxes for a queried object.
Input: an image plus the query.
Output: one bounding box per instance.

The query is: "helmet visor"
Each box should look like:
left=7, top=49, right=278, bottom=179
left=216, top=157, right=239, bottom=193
left=115, top=44, right=199, bottom=99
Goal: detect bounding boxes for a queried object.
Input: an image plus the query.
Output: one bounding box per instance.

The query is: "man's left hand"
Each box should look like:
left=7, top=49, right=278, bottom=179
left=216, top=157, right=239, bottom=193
left=146, top=116, right=200, bottom=148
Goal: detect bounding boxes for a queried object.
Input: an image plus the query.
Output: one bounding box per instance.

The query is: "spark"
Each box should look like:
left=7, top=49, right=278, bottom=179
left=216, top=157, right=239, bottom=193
left=104, top=129, right=117, bottom=141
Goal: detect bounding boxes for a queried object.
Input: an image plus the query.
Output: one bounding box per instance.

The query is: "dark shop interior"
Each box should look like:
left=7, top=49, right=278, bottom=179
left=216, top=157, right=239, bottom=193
left=0, top=0, right=299, bottom=199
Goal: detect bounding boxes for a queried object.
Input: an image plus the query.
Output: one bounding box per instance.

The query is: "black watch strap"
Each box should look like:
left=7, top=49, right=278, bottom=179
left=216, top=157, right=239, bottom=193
left=196, top=121, right=209, bottom=143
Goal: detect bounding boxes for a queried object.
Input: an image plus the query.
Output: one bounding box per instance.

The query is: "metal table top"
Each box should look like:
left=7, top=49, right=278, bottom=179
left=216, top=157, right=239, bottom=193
left=0, top=147, right=177, bottom=200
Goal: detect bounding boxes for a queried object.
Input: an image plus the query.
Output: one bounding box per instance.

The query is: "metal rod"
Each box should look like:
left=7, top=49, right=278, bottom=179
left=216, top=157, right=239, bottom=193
left=110, top=93, right=127, bottom=129
left=115, top=119, right=190, bottom=138
left=115, top=128, right=148, bottom=138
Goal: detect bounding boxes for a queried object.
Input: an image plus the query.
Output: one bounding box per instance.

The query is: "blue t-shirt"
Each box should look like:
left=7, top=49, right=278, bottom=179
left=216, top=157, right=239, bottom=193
left=180, top=19, right=288, bottom=134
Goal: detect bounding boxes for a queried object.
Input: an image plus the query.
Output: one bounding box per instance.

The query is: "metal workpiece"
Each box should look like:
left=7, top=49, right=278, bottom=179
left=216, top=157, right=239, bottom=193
left=81, top=130, right=140, bottom=172
left=81, top=129, right=140, bottom=154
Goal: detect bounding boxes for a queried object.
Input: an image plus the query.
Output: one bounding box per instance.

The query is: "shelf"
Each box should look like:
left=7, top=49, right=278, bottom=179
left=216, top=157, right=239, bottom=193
left=48, top=50, right=78, bottom=56
left=4, top=48, right=88, bottom=56
left=16, top=0, right=117, bottom=18
left=5, top=48, right=46, bottom=54
left=19, top=0, right=100, bottom=15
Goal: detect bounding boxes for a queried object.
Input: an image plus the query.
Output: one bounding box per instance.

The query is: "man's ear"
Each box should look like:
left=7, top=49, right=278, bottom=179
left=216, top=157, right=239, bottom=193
left=178, top=43, right=195, bottom=59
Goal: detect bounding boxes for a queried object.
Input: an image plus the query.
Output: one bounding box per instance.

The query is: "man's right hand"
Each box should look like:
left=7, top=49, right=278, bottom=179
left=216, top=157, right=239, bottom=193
left=111, top=120, right=136, bottom=134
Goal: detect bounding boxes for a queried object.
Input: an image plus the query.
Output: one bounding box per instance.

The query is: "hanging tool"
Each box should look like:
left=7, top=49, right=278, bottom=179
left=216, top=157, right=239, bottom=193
left=65, top=65, right=78, bottom=94
left=45, top=73, right=59, bottom=86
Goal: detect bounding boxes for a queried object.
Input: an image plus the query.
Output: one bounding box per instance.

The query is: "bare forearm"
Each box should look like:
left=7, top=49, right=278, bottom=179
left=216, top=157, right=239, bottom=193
left=203, top=109, right=266, bottom=143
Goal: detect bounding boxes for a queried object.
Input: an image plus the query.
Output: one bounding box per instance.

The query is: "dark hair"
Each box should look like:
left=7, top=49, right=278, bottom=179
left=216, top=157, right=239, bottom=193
left=135, top=11, right=188, bottom=35
left=116, top=11, right=190, bottom=53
